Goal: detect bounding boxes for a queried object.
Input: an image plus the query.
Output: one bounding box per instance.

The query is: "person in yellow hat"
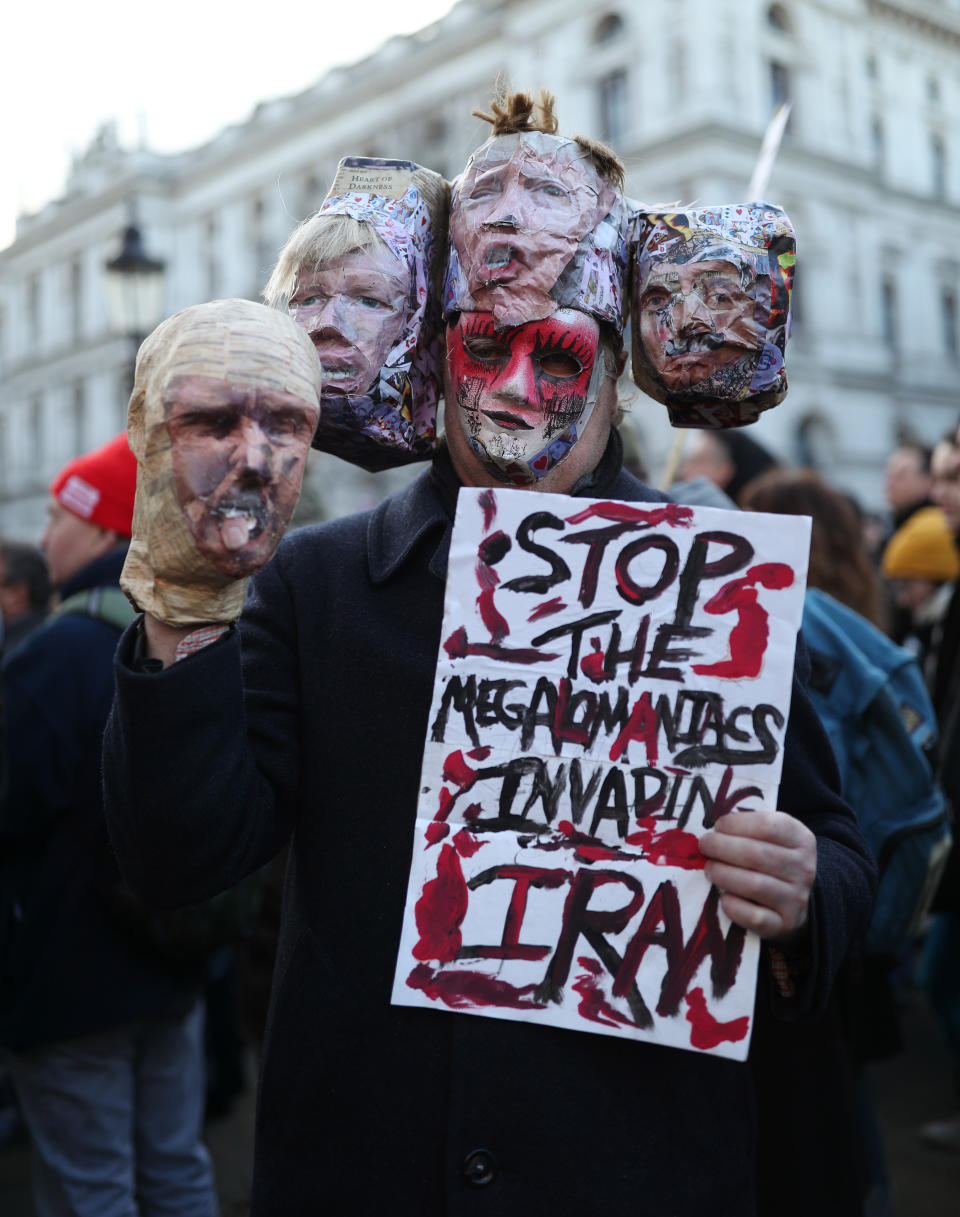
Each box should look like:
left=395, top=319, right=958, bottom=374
left=882, top=504, right=960, bottom=689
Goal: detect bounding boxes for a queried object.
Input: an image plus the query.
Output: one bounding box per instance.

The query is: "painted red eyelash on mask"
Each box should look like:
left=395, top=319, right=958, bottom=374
left=531, top=329, right=594, bottom=369
left=461, top=315, right=500, bottom=342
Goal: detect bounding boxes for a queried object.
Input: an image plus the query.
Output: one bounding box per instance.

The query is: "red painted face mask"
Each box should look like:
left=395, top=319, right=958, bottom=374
left=447, top=309, right=604, bottom=484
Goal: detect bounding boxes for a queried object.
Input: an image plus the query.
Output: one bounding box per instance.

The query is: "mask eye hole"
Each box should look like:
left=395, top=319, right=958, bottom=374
left=463, top=336, right=510, bottom=364
left=538, top=351, right=582, bottom=378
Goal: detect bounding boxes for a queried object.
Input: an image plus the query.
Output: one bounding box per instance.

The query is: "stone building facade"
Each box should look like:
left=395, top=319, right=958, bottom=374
left=2, top=0, right=960, bottom=536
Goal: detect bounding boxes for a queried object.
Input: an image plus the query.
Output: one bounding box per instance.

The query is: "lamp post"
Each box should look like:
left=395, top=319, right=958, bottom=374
left=103, top=218, right=166, bottom=394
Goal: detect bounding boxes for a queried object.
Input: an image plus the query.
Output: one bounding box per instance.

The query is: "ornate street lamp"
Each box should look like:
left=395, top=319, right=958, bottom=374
left=104, top=218, right=166, bottom=390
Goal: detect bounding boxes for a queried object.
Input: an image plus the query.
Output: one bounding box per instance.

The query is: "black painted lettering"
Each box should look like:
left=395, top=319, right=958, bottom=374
left=675, top=531, right=754, bottom=629
left=501, top=512, right=571, bottom=594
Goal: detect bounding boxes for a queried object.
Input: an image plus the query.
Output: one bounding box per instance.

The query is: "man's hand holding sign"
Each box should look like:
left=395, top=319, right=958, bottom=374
left=700, top=810, right=817, bottom=940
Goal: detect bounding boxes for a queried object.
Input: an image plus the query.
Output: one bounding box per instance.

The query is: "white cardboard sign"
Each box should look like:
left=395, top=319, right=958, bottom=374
left=392, top=488, right=810, bottom=1060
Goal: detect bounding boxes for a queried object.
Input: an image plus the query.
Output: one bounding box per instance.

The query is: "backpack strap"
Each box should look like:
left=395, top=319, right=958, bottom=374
left=53, top=586, right=137, bottom=633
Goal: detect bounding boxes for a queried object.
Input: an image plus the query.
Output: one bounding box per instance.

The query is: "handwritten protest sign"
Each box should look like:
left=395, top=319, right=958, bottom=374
left=392, top=488, right=810, bottom=1060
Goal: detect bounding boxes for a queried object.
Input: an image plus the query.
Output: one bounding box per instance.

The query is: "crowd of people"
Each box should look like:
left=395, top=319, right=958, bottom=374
left=0, top=86, right=955, bottom=1217
left=681, top=429, right=960, bottom=1159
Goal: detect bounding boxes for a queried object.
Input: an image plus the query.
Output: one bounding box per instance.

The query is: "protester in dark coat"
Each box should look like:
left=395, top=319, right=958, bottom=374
left=103, top=93, right=875, bottom=1216
left=920, top=431, right=960, bottom=1151
left=0, top=546, right=207, bottom=1048
left=881, top=505, right=959, bottom=688
left=0, top=540, right=51, bottom=657
left=0, top=434, right=216, bottom=1217
left=105, top=437, right=875, bottom=1216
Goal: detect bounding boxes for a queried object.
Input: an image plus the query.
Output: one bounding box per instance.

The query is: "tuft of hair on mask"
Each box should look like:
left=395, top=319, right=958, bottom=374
left=570, top=133, right=624, bottom=190
left=472, top=84, right=624, bottom=190
left=473, top=85, right=559, bottom=136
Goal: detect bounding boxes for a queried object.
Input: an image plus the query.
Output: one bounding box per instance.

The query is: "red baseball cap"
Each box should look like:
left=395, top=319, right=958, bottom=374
left=49, top=433, right=138, bottom=539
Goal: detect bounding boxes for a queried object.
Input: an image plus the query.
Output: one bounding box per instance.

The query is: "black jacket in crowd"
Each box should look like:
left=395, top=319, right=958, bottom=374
left=103, top=461, right=876, bottom=1216
left=0, top=546, right=203, bottom=1050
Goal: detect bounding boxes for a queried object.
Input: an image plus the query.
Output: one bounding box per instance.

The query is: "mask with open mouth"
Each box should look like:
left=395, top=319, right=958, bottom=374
left=446, top=131, right=628, bottom=330
left=291, top=244, right=410, bottom=398
left=273, top=157, right=447, bottom=473
left=630, top=203, right=796, bottom=429
left=122, top=299, right=322, bottom=625
left=208, top=500, right=268, bottom=545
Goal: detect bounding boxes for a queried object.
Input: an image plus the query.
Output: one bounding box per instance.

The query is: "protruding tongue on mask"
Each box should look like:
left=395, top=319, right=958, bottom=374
left=220, top=518, right=250, bottom=550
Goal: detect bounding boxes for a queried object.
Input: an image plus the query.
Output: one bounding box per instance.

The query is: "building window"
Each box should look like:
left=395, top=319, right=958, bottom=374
left=27, top=275, right=41, bottom=345
left=204, top=216, right=220, bottom=301
left=770, top=61, right=791, bottom=110
left=30, top=394, right=44, bottom=467
left=767, top=4, right=791, bottom=32
left=795, top=414, right=836, bottom=473
left=298, top=172, right=322, bottom=220
left=668, top=40, right=687, bottom=94
left=942, top=288, right=958, bottom=359
left=932, top=134, right=947, bottom=198
left=420, top=118, right=450, bottom=177
left=871, top=116, right=884, bottom=171
left=248, top=196, right=270, bottom=286
left=117, top=370, right=132, bottom=429
left=597, top=68, right=628, bottom=146
left=69, top=258, right=83, bottom=343
left=594, top=13, right=625, bottom=44
left=881, top=275, right=898, bottom=350
left=423, top=117, right=447, bottom=146
left=72, top=381, right=86, bottom=454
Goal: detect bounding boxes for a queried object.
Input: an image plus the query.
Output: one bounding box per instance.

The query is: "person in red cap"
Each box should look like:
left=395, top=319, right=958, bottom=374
left=0, top=434, right=217, bottom=1217
left=41, top=431, right=138, bottom=587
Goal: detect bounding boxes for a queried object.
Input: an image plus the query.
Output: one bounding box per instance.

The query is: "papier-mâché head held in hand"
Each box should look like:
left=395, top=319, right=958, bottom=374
left=265, top=158, right=447, bottom=472
left=629, top=203, right=795, bottom=429
left=122, top=298, right=322, bottom=625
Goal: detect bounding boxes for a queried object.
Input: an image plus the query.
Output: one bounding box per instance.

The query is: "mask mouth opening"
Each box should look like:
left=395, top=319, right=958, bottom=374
left=664, top=334, right=726, bottom=356
left=207, top=498, right=269, bottom=542
left=322, top=364, right=363, bottom=384
left=484, top=244, right=519, bottom=268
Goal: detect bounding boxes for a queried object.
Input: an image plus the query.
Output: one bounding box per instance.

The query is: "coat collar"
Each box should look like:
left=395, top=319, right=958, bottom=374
left=58, top=543, right=130, bottom=599
left=366, top=470, right=451, bottom=585
left=364, top=445, right=668, bottom=586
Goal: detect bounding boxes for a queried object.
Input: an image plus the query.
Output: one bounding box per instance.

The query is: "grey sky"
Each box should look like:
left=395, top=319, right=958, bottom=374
left=1, top=0, right=455, bottom=248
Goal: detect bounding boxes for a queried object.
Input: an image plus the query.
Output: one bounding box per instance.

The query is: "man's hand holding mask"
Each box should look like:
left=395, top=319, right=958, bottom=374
left=122, top=299, right=322, bottom=632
